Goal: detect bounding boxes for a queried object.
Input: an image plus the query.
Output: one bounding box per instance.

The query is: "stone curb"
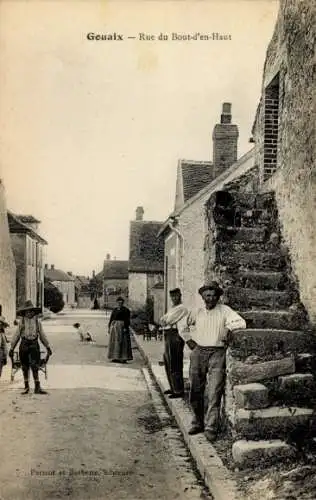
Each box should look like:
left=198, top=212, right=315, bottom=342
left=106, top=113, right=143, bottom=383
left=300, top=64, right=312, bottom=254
left=133, top=333, right=243, bottom=500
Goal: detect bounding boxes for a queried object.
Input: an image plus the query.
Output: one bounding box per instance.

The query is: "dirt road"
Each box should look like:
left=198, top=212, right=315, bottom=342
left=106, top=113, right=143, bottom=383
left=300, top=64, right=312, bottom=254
left=0, top=309, right=210, bottom=500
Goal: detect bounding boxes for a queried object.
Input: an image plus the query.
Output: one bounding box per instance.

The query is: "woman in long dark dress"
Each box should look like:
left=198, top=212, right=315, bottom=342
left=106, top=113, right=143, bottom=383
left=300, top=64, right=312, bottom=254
left=107, top=297, right=133, bottom=363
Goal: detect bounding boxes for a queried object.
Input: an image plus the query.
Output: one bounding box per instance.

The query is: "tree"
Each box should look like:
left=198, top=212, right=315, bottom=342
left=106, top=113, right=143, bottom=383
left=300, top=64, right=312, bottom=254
left=44, top=279, right=64, bottom=313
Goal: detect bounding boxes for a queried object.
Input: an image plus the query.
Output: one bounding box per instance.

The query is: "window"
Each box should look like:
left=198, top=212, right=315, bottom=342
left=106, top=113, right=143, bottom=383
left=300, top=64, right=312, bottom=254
left=263, top=74, right=280, bottom=181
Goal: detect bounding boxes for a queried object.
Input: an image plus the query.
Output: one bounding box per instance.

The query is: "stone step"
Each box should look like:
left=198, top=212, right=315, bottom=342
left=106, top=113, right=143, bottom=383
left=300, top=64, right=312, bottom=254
left=234, top=383, right=269, bottom=410
left=229, top=328, right=316, bottom=357
left=296, top=353, right=316, bottom=373
left=231, top=192, right=276, bottom=211
left=216, top=241, right=267, bottom=253
left=215, top=226, right=267, bottom=243
left=240, top=209, right=273, bottom=227
left=271, top=373, right=316, bottom=406
left=234, top=406, right=314, bottom=440
left=241, top=310, right=300, bottom=330
left=220, top=250, right=287, bottom=270
left=233, top=271, right=287, bottom=290
left=232, top=439, right=296, bottom=468
left=279, top=373, right=314, bottom=391
left=225, top=287, right=292, bottom=309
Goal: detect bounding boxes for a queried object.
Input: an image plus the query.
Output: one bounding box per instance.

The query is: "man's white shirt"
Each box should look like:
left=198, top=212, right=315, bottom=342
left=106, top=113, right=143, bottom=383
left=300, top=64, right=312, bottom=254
left=180, top=303, right=246, bottom=347
left=159, top=304, right=188, bottom=334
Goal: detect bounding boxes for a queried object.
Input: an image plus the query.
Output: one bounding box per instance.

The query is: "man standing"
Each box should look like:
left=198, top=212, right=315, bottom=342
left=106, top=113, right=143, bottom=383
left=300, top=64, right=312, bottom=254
left=9, top=300, right=52, bottom=395
left=159, top=288, right=188, bottom=399
left=184, top=282, right=246, bottom=442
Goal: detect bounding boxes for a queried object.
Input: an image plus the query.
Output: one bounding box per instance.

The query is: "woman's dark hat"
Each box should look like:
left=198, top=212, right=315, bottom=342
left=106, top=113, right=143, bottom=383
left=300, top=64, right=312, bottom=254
left=17, top=300, right=42, bottom=316
left=116, top=296, right=124, bottom=302
left=73, top=322, right=80, bottom=328
left=198, top=281, right=223, bottom=297
left=169, top=288, right=181, bottom=295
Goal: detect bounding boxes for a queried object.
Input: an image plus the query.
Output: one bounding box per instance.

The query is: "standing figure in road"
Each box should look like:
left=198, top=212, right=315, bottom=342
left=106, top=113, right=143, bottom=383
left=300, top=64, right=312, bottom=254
left=0, top=316, right=9, bottom=378
left=159, top=288, right=188, bottom=399
left=107, top=297, right=132, bottom=364
left=184, top=282, right=246, bottom=442
left=9, top=300, right=52, bottom=395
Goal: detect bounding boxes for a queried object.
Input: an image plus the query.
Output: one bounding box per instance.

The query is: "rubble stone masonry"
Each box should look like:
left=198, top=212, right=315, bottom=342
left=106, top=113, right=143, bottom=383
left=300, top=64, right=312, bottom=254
left=253, top=0, right=316, bottom=322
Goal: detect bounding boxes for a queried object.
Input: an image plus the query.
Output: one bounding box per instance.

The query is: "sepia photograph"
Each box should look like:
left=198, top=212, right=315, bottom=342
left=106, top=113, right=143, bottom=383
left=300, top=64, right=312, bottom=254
left=0, top=0, right=315, bottom=499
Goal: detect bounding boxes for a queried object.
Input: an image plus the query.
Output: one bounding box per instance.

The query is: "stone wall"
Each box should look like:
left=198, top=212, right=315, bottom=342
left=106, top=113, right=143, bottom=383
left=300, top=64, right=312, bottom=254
left=0, top=180, right=16, bottom=323
left=253, top=0, right=316, bottom=322
left=128, top=272, right=147, bottom=309
left=151, top=286, right=164, bottom=323
left=164, top=232, right=177, bottom=309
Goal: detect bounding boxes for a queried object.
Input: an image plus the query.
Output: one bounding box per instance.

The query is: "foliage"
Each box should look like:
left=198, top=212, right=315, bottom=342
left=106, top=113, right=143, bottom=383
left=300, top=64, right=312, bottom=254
left=44, top=279, right=64, bottom=313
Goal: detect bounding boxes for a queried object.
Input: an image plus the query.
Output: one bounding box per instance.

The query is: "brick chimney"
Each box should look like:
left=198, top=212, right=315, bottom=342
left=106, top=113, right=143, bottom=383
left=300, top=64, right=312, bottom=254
left=44, top=264, right=48, bottom=270
left=106, top=253, right=111, bottom=260
left=51, top=264, right=54, bottom=270
left=212, top=102, right=239, bottom=177
left=92, top=270, right=95, bottom=278
left=135, top=206, right=144, bottom=221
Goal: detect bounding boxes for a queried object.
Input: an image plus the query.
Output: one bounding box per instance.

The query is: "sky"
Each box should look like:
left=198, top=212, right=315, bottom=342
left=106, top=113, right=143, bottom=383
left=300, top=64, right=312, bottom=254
left=0, top=0, right=279, bottom=276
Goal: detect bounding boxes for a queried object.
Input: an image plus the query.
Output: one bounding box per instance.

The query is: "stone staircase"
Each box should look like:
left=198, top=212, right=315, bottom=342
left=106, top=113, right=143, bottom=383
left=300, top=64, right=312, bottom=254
left=205, top=190, right=316, bottom=468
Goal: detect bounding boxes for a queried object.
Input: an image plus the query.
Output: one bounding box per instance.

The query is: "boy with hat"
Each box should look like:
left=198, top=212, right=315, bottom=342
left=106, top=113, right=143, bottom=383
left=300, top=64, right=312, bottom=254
left=159, top=288, right=188, bottom=399
left=9, top=300, right=52, bottom=395
left=184, top=281, right=246, bottom=442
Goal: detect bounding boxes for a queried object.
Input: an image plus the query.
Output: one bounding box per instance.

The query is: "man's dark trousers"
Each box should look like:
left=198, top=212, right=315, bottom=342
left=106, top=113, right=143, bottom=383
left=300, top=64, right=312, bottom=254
left=163, top=329, right=184, bottom=394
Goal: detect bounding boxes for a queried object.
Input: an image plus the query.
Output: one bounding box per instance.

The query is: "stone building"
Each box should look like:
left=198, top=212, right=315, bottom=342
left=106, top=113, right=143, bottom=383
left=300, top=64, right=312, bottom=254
left=8, top=212, right=47, bottom=312
left=44, top=265, right=75, bottom=306
left=0, top=179, right=16, bottom=323
left=251, top=0, right=316, bottom=322
left=128, top=207, right=164, bottom=311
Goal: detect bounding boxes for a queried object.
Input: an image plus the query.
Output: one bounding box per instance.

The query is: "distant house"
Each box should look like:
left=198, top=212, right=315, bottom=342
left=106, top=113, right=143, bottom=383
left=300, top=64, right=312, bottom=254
left=8, top=212, right=47, bottom=312
left=0, top=180, right=16, bottom=322
left=103, top=254, right=129, bottom=309
left=44, top=264, right=75, bottom=306
left=74, top=274, right=91, bottom=308
left=128, top=207, right=164, bottom=312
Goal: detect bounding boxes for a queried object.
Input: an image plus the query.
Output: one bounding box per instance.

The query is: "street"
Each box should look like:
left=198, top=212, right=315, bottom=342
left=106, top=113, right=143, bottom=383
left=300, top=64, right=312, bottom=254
left=0, top=310, right=210, bottom=500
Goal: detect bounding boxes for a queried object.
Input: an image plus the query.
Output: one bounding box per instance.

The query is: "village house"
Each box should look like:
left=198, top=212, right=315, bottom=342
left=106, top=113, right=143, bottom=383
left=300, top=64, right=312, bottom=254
left=8, top=212, right=47, bottom=313
left=128, top=206, right=164, bottom=315
left=0, top=179, right=16, bottom=323
left=159, top=103, right=255, bottom=312
left=103, top=254, right=128, bottom=309
left=44, top=264, right=75, bottom=307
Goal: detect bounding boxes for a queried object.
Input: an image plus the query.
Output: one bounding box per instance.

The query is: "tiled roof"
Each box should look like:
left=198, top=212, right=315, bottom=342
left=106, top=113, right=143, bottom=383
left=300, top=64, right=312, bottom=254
left=181, top=161, right=213, bottom=202
left=44, top=268, right=74, bottom=282
left=7, top=211, right=47, bottom=244
left=129, top=221, right=164, bottom=273
left=103, top=260, right=129, bottom=279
